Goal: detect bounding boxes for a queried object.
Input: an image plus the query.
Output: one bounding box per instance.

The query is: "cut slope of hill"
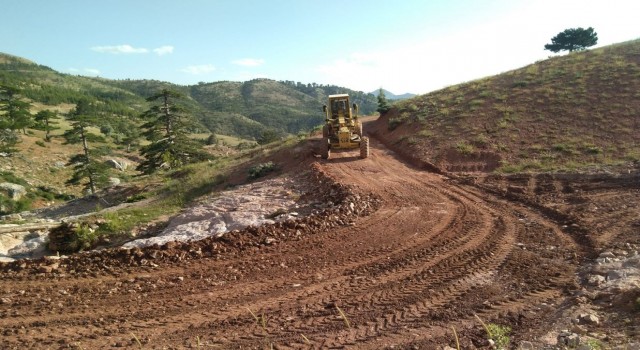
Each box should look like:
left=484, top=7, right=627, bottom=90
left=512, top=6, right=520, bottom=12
left=371, top=39, right=640, bottom=173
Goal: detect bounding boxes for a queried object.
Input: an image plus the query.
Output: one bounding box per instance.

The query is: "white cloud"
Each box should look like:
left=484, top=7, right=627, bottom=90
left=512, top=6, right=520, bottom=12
left=232, top=58, right=265, bottom=67
left=180, top=64, right=216, bottom=75
left=68, top=67, right=100, bottom=76
left=315, top=0, right=640, bottom=94
left=91, top=44, right=148, bottom=54
left=153, top=45, right=174, bottom=56
left=83, top=68, right=101, bottom=76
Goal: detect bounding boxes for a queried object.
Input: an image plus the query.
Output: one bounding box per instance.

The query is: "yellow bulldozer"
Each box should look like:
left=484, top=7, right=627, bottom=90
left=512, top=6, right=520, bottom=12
left=321, top=94, right=369, bottom=159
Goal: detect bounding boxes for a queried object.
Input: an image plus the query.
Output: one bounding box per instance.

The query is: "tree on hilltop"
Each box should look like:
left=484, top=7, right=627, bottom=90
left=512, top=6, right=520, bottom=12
left=545, top=27, right=598, bottom=53
left=137, top=89, right=211, bottom=174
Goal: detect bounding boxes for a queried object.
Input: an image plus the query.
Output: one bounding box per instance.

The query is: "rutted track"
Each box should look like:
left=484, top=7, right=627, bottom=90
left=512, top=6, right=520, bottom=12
left=0, top=138, right=584, bottom=349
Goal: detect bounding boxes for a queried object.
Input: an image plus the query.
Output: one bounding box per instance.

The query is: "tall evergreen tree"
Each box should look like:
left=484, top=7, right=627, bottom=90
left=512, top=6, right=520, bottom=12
left=137, top=89, right=210, bottom=174
left=0, top=85, right=32, bottom=151
left=34, top=109, right=59, bottom=141
left=63, top=101, right=110, bottom=195
left=376, top=88, right=391, bottom=114
left=0, top=86, right=33, bottom=135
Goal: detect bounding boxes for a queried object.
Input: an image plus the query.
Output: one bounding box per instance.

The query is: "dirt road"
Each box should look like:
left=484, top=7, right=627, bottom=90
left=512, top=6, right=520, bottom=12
left=0, top=138, right=593, bottom=349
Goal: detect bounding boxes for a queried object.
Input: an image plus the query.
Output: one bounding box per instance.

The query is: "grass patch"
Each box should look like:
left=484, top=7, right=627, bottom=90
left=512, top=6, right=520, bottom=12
left=474, top=314, right=510, bottom=350
left=456, top=141, right=475, bottom=155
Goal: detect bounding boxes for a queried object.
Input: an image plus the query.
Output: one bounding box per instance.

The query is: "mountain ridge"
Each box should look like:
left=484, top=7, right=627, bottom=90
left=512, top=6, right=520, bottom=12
left=0, top=52, right=378, bottom=139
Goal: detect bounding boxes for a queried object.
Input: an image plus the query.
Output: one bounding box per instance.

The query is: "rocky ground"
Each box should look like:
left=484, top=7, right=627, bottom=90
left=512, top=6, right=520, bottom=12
left=0, top=128, right=638, bottom=349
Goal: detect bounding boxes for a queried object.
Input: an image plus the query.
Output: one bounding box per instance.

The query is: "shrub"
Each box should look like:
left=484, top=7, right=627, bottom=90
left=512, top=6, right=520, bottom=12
left=583, top=145, right=602, bottom=155
left=0, top=195, right=32, bottom=215
left=206, top=134, right=218, bottom=145
left=456, top=141, right=475, bottom=155
left=248, top=162, right=277, bottom=179
left=35, top=140, right=46, bottom=147
left=126, top=193, right=148, bottom=203
left=236, top=141, right=257, bottom=150
left=486, top=323, right=511, bottom=350
left=74, top=223, right=99, bottom=250
left=388, top=117, right=403, bottom=131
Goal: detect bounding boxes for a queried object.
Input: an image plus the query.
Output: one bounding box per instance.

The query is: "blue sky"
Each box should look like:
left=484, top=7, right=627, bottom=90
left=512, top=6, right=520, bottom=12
left=1, top=0, right=639, bottom=95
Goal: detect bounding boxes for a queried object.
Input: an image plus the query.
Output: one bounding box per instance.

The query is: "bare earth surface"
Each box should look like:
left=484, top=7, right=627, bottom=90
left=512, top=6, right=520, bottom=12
left=0, top=127, right=638, bottom=349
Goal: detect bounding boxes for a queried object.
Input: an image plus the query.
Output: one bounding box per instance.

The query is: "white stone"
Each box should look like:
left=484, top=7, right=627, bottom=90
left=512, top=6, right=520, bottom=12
left=0, top=183, right=26, bottom=200
left=518, top=341, right=534, bottom=350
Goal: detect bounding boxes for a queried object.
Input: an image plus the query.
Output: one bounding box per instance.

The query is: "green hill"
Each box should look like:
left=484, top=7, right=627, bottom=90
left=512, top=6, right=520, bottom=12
left=0, top=53, right=377, bottom=140
left=372, top=39, right=640, bottom=173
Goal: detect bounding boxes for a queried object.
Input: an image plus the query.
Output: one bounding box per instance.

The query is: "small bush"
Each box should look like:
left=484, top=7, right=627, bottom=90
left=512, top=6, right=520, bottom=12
left=35, top=140, right=46, bottom=147
left=0, top=195, right=32, bottom=215
left=486, top=323, right=511, bottom=350
left=584, top=339, right=603, bottom=350
left=474, top=134, right=490, bottom=147
left=456, top=141, right=475, bottom=155
left=248, top=162, right=277, bottom=179
left=583, top=145, right=602, bottom=155
left=553, top=143, right=572, bottom=153
left=0, top=171, right=28, bottom=186
left=388, top=117, right=403, bottom=131
left=126, top=193, right=148, bottom=203
left=206, top=134, right=218, bottom=145
left=74, top=223, right=99, bottom=250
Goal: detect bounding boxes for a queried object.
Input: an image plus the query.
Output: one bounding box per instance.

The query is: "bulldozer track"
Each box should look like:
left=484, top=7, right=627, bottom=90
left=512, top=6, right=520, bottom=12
left=0, top=137, right=588, bottom=349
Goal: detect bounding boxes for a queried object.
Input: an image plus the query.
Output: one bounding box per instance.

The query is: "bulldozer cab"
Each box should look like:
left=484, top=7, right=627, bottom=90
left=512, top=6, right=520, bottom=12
left=325, top=94, right=352, bottom=121
left=331, top=98, right=348, bottom=119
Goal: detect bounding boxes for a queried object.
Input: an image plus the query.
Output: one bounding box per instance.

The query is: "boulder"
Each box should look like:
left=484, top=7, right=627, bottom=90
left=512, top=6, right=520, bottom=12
left=579, top=313, right=600, bottom=325
left=108, top=177, right=121, bottom=186
left=104, top=159, right=128, bottom=171
left=0, top=182, right=27, bottom=200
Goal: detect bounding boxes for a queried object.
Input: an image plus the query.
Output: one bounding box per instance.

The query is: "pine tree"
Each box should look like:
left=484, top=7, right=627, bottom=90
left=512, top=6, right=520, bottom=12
left=34, top=109, right=60, bottom=141
left=0, top=85, right=32, bottom=151
left=545, top=27, right=598, bottom=53
left=63, top=101, right=110, bottom=195
left=137, top=89, right=211, bottom=174
left=376, top=88, right=391, bottom=114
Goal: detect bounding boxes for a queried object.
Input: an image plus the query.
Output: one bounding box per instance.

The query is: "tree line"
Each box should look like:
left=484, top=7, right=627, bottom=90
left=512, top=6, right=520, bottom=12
left=0, top=85, right=212, bottom=196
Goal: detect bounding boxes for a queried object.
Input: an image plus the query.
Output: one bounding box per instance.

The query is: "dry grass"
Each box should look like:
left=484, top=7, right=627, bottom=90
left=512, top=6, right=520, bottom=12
left=384, top=39, right=640, bottom=172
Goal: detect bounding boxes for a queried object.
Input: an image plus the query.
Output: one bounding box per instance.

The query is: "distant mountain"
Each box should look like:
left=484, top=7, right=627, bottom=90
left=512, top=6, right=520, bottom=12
left=370, top=88, right=416, bottom=100
left=0, top=52, right=378, bottom=140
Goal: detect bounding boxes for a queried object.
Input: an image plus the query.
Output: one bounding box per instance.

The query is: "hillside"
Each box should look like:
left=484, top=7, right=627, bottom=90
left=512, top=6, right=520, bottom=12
left=0, top=53, right=377, bottom=140
left=371, top=39, right=640, bottom=173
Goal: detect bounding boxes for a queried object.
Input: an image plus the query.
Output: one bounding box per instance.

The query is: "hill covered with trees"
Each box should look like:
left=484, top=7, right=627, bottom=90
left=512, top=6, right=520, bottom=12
left=0, top=52, right=377, bottom=141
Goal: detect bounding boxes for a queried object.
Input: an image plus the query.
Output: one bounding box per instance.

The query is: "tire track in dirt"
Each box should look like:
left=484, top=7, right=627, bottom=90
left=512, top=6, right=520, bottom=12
left=0, top=137, right=583, bottom=349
